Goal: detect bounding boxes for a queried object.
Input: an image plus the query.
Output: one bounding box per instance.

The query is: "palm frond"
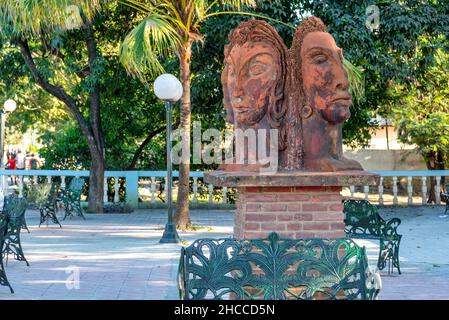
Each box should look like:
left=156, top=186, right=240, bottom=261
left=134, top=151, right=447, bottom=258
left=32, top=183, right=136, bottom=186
left=0, top=0, right=102, bottom=36
left=193, top=10, right=294, bottom=30
left=119, top=13, right=182, bottom=83
left=343, top=58, right=365, bottom=102
left=118, top=0, right=153, bottom=13
left=220, top=0, right=257, bottom=11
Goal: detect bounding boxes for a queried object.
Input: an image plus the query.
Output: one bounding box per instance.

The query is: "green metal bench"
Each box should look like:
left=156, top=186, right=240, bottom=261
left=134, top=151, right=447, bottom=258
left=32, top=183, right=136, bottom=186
left=2, top=196, right=29, bottom=266
left=59, top=177, right=85, bottom=220
left=38, top=184, right=62, bottom=228
left=0, top=213, right=13, bottom=293
left=179, top=232, right=381, bottom=300
left=343, top=199, right=402, bottom=274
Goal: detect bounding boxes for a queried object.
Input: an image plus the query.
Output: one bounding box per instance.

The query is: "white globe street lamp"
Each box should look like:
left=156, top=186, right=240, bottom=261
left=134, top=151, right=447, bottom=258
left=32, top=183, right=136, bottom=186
left=154, top=74, right=183, bottom=102
left=1, top=99, right=17, bottom=167
left=154, top=74, right=183, bottom=244
left=3, top=99, right=17, bottom=113
left=1, top=99, right=17, bottom=196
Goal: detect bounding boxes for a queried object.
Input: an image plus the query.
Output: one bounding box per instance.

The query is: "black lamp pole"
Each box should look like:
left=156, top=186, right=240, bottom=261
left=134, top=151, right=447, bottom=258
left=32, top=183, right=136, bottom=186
left=159, top=100, right=180, bottom=243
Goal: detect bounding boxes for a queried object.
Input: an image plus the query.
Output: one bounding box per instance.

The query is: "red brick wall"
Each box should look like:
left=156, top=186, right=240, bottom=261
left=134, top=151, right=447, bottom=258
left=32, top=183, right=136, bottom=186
left=234, top=186, right=346, bottom=239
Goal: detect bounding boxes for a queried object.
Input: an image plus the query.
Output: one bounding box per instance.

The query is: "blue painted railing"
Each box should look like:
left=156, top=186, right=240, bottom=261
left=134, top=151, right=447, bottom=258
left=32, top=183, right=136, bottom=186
left=0, top=169, right=447, bottom=208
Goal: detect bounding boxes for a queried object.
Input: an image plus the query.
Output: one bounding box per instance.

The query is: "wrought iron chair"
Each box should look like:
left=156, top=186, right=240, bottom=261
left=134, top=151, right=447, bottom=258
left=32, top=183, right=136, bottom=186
left=0, top=213, right=14, bottom=293
left=343, top=199, right=402, bottom=274
left=2, top=194, right=29, bottom=233
left=2, top=196, right=29, bottom=266
left=179, top=232, right=381, bottom=300
left=38, top=184, right=62, bottom=228
left=59, top=177, right=85, bottom=220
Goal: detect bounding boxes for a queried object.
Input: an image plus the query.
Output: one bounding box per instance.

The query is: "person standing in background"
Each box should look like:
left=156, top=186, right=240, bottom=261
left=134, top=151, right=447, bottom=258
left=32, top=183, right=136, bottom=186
left=30, top=153, right=41, bottom=169
left=6, top=153, right=17, bottom=184
left=16, top=150, right=25, bottom=170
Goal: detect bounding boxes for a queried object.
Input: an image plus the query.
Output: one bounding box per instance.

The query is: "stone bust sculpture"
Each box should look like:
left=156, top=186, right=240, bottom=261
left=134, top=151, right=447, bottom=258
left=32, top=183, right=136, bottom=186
left=289, top=17, right=363, bottom=171
left=220, top=17, right=363, bottom=172
left=221, top=20, right=288, bottom=170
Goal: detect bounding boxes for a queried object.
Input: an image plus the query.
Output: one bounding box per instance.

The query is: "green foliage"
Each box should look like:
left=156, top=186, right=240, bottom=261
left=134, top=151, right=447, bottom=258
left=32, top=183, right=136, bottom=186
left=0, top=0, right=101, bottom=36
left=392, top=48, right=449, bottom=166
left=39, top=121, right=90, bottom=169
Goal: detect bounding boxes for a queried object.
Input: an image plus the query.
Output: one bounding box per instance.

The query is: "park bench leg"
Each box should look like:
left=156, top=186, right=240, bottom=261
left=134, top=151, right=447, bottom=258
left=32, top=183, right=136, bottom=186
left=377, top=239, right=388, bottom=272
left=3, top=235, right=30, bottom=267
left=392, top=236, right=402, bottom=275
left=379, top=237, right=401, bottom=275
left=75, top=200, right=85, bottom=220
left=0, top=260, right=14, bottom=293
left=22, top=220, right=30, bottom=233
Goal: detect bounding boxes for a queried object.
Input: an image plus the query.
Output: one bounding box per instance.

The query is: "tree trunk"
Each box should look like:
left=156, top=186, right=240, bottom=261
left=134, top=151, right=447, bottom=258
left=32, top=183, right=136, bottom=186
left=175, top=42, right=193, bottom=230
left=88, top=148, right=105, bottom=213
left=425, top=151, right=445, bottom=203
left=83, top=17, right=105, bottom=213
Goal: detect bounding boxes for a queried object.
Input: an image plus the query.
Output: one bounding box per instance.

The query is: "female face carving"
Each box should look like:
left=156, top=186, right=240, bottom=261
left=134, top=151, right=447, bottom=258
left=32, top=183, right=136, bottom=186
left=224, top=41, right=280, bottom=126
left=301, top=31, right=352, bottom=124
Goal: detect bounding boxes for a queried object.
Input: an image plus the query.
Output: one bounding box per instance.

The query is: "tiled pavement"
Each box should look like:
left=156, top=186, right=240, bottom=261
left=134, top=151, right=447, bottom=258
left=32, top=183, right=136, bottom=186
left=0, top=206, right=448, bottom=300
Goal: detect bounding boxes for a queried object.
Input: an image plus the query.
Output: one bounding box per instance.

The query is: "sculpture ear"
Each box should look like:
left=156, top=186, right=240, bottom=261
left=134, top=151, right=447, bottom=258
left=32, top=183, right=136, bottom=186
left=301, top=105, right=313, bottom=119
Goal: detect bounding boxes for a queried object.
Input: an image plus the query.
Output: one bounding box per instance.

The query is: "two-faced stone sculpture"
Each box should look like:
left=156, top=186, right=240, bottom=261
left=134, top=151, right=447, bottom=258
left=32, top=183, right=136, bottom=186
left=221, top=17, right=363, bottom=172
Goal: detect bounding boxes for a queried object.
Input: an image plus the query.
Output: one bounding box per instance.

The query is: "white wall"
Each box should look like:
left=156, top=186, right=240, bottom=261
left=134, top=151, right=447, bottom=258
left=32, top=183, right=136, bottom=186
left=343, top=149, right=427, bottom=171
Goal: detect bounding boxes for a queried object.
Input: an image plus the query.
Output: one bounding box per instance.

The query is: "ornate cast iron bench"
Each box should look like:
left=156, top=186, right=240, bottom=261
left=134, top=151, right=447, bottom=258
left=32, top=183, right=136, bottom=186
left=2, top=196, right=30, bottom=266
left=38, top=184, right=62, bottom=228
left=178, top=232, right=381, bottom=300
left=59, top=177, right=85, bottom=220
left=0, top=213, right=14, bottom=293
left=343, top=199, right=402, bottom=274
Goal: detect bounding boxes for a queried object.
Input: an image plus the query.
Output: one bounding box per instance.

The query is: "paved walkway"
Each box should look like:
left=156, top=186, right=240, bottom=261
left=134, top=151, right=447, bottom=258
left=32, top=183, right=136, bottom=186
left=0, top=206, right=448, bottom=300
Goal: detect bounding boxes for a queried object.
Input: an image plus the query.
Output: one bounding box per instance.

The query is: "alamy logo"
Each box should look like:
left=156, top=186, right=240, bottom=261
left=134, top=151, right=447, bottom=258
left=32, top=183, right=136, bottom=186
left=366, top=5, right=380, bottom=33
left=171, top=121, right=279, bottom=174
left=65, top=265, right=80, bottom=290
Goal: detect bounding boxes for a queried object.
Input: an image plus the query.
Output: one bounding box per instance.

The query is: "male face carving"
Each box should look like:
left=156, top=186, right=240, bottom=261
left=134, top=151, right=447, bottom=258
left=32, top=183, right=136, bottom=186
left=301, top=32, right=352, bottom=124
left=225, top=42, right=280, bottom=126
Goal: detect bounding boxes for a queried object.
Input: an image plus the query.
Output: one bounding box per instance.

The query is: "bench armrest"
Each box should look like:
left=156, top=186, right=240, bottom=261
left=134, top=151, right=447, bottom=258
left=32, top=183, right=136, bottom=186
left=178, top=247, right=187, bottom=300
left=380, top=217, right=401, bottom=237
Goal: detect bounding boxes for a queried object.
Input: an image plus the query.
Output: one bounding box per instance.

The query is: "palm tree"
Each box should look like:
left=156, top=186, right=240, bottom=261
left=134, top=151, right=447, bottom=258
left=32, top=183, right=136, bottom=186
left=119, top=0, right=268, bottom=230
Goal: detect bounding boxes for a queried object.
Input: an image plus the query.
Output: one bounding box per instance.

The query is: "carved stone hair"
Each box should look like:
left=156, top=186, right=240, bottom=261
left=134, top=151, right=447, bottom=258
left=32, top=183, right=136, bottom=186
left=222, top=20, right=288, bottom=129
left=283, top=17, right=328, bottom=169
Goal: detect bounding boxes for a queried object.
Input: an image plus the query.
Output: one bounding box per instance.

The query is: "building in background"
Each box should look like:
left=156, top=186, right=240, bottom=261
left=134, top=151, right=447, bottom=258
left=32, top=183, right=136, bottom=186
left=343, top=115, right=426, bottom=171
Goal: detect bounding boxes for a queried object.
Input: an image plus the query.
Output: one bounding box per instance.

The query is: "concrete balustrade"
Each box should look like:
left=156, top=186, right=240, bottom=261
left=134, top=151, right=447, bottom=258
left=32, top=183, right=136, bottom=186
left=0, top=169, right=448, bottom=209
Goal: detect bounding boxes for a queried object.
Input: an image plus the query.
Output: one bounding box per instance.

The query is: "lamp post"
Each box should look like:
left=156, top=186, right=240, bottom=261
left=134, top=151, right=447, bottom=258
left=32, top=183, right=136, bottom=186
left=0, top=99, right=17, bottom=194
left=1, top=99, right=17, bottom=167
left=154, top=74, right=183, bottom=244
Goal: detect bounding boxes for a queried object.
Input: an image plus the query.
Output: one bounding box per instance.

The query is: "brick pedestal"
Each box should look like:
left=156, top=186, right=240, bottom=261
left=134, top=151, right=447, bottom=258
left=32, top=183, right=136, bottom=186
left=235, top=186, right=346, bottom=239
left=205, top=170, right=379, bottom=240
